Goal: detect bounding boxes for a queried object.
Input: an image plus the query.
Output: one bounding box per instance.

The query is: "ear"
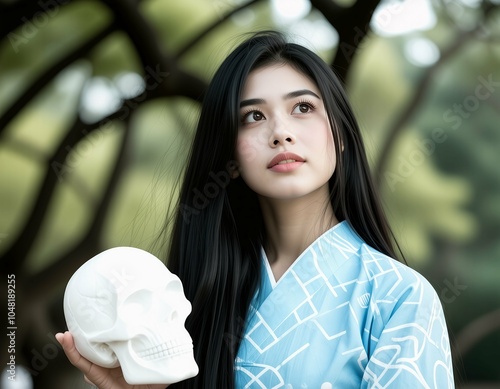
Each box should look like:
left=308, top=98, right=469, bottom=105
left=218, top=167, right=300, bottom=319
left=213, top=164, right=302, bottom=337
left=227, top=160, right=240, bottom=179
left=230, top=168, right=240, bottom=179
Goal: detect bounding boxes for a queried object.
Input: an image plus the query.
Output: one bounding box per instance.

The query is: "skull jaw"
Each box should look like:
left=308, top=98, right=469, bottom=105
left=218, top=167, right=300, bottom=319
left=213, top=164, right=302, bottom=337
left=113, top=343, right=199, bottom=385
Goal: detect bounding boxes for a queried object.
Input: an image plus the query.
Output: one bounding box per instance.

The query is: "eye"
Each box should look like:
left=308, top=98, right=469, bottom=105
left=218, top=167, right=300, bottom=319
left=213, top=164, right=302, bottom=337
left=241, top=110, right=266, bottom=124
left=292, top=102, right=315, bottom=114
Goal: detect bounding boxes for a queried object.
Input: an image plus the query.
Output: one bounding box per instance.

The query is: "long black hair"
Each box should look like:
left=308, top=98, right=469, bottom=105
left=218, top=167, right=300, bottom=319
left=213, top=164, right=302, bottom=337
left=167, top=31, right=403, bottom=389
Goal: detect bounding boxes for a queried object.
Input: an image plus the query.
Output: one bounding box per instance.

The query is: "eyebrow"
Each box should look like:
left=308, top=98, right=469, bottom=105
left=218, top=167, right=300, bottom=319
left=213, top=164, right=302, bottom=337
left=240, top=89, right=321, bottom=108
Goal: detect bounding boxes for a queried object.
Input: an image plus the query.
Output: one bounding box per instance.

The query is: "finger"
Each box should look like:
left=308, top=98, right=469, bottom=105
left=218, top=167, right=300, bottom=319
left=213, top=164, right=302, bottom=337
left=84, top=374, right=96, bottom=386
left=55, top=332, right=64, bottom=344
left=57, top=331, right=95, bottom=375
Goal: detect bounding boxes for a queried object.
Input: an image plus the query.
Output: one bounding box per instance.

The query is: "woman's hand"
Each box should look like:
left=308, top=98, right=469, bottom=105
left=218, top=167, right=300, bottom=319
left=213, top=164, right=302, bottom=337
left=55, top=332, right=168, bottom=389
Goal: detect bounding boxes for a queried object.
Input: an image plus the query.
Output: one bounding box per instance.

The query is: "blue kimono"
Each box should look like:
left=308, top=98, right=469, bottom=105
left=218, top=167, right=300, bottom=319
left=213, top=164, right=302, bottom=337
left=235, top=221, right=454, bottom=388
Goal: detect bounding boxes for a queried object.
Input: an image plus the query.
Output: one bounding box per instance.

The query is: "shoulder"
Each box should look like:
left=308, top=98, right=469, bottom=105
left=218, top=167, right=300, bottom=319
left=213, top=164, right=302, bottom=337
left=359, top=243, right=437, bottom=298
left=356, top=246, right=454, bottom=385
left=319, top=222, right=440, bottom=304
left=320, top=221, right=443, bottom=319
left=358, top=243, right=445, bottom=329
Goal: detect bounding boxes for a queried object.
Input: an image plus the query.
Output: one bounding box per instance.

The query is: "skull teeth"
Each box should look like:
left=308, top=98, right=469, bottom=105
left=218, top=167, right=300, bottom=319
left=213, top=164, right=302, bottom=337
left=137, top=342, right=192, bottom=360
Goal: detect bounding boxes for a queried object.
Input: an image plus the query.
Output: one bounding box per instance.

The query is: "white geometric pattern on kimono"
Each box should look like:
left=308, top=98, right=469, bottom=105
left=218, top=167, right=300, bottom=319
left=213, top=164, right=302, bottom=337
left=235, top=221, right=454, bottom=388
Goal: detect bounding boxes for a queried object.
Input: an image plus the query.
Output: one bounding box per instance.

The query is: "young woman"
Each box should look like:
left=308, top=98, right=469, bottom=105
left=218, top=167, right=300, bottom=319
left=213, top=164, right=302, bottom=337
left=57, top=31, right=454, bottom=388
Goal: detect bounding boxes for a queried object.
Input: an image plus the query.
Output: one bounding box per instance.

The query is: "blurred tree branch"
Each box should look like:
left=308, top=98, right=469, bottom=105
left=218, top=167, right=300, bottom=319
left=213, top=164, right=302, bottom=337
left=102, top=0, right=207, bottom=100
left=0, top=0, right=210, bottom=273
left=176, top=0, right=261, bottom=58
left=373, top=1, right=499, bottom=185
left=0, top=0, right=73, bottom=38
left=25, top=116, right=133, bottom=302
left=3, top=116, right=88, bottom=274
left=3, top=1, right=497, bottom=386
left=373, top=29, right=476, bottom=184
left=0, top=23, right=116, bottom=135
left=311, top=0, right=381, bottom=81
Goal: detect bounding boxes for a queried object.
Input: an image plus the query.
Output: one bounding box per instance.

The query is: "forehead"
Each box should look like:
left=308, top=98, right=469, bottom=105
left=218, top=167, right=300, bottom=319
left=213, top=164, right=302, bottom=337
left=241, top=64, right=319, bottom=98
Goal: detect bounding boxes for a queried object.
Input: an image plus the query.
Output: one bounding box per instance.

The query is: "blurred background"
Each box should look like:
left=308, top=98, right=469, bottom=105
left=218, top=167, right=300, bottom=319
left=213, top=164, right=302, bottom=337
left=0, top=0, right=499, bottom=387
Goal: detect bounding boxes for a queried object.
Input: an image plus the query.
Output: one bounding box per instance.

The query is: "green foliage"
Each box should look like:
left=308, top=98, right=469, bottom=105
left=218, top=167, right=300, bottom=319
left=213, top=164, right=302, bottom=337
left=0, top=1, right=110, bottom=113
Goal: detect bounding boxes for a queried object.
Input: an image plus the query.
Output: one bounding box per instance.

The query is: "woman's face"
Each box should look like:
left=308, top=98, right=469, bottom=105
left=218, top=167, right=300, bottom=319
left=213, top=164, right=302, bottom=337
left=234, top=63, right=336, bottom=202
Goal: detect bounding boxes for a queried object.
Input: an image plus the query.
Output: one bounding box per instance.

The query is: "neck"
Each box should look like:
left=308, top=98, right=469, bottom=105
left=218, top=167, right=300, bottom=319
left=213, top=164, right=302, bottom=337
left=259, top=185, right=339, bottom=279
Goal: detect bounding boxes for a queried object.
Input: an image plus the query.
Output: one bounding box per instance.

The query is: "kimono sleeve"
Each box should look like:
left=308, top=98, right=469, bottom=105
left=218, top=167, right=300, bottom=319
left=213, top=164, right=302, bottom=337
left=361, top=272, right=455, bottom=389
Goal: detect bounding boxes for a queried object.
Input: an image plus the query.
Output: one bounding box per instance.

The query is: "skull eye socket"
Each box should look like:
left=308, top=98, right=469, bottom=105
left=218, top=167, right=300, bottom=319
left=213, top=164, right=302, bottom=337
left=121, top=290, right=152, bottom=320
left=165, top=279, right=182, bottom=295
left=161, top=280, right=190, bottom=320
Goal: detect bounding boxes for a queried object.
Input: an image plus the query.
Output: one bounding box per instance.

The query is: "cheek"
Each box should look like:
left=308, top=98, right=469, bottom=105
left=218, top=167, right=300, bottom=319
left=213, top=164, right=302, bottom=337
left=326, top=134, right=337, bottom=168
left=313, top=122, right=337, bottom=168
left=310, top=119, right=336, bottom=150
left=326, top=130, right=336, bottom=158
left=235, top=136, right=258, bottom=167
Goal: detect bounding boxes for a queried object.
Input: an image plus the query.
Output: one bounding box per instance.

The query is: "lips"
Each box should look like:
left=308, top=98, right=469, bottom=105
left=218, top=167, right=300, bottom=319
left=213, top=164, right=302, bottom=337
left=267, top=152, right=305, bottom=168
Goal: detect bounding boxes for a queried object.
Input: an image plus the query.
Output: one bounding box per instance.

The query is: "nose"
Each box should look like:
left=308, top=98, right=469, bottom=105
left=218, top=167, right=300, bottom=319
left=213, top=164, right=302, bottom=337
left=269, top=116, right=296, bottom=147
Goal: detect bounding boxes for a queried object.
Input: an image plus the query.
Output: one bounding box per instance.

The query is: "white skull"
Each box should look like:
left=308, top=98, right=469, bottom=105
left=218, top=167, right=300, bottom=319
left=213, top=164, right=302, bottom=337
left=63, top=247, right=198, bottom=385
